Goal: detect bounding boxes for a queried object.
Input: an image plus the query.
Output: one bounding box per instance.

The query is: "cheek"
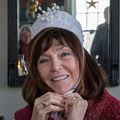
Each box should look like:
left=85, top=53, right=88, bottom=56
left=71, top=61, right=79, bottom=76
left=67, top=57, right=79, bottom=69
left=71, top=62, right=79, bottom=83
left=65, top=58, right=79, bottom=77
left=37, top=65, right=50, bottom=81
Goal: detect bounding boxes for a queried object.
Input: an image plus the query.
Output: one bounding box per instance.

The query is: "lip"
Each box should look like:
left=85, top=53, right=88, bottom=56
left=51, top=75, right=69, bottom=82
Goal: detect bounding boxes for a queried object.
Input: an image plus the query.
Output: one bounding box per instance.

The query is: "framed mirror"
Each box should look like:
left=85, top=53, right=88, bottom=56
left=8, top=0, right=65, bottom=86
left=8, top=0, right=119, bottom=87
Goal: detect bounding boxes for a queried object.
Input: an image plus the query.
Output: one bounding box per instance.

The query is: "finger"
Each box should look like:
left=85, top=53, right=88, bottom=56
left=32, top=103, right=64, bottom=119
left=64, top=92, right=83, bottom=100
left=43, top=92, right=64, bottom=100
left=64, top=93, right=86, bottom=111
left=32, top=104, right=46, bottom=119
left=32, top=92, right=65, bottom=119
left=47, top=97, right=65, bottom=107
left=66, top=100, right=88, bottom=120
left=33, top=101, right=64, bottom=119
left=80, top=100, right=88, bottom=111
left=34, top=92, right=64, bottom=108
left=64, top=101, right=69, bottom=113
left=43, top=104, right=64, bottom=114
left=63, top=93, right=79, bottom=105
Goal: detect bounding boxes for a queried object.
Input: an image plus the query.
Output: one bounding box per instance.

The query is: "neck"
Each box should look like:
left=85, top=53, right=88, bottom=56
left=61, top=79, right=80, bottom=96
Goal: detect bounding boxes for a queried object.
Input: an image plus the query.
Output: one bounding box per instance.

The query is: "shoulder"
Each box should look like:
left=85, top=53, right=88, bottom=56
left=100, top=90, right=120, bottom=119
left=97, top=90, right=120, bottom=107
left=14, top=105, right=32, bottom=120
left=103, top=90, right=120, bottom=104
left=97, top=23, right=108, bottom=30
left=89, top=90, right=120, bottom=107
left=106, top=90, right=120, bottom=110
left=86, top=90, right=120, bottom=119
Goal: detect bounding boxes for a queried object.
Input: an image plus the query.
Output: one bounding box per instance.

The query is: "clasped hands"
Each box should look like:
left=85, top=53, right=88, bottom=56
left=31, top=92, right=88, bottom=120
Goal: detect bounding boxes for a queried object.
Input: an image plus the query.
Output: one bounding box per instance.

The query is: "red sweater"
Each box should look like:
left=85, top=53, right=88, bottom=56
left=14, top=90, right=120, bottom=120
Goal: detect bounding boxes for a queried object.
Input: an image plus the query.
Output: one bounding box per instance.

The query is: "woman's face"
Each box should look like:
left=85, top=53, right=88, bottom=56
left=37, top=40, right=80, bottom=95
left=22, top=31, right=31, bottom=44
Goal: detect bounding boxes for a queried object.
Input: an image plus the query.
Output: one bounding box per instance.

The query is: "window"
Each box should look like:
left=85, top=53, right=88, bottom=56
left=76, top=0, right=110, bottom=53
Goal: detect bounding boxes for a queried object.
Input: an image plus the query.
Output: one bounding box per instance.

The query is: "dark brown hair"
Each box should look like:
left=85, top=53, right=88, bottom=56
left=22, top=28, right=108, bottom=105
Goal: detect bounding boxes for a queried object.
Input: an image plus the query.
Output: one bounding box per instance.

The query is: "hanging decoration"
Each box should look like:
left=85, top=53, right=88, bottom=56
left=26, top=0, right=55, bottom=19
left=26, top=0, right=41, bottom=18
left=86, top=0, right=98, bottom=9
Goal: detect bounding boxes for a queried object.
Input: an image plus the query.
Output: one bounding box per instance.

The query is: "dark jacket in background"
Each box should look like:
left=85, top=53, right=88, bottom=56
left=91, top=22, right=109, bottom=74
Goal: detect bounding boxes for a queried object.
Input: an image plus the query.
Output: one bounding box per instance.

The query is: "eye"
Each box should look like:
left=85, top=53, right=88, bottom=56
left=61, top=52, right=71, bottom=57
left=39, top=59, right=49, bottom=64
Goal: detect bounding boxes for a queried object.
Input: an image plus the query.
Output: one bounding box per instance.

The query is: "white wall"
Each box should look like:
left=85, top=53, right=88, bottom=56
left=107, top=86, right=120, bottom=99
left=0, top=0, right=120, bottom=120
left=0, top=0, right=25, bottom=120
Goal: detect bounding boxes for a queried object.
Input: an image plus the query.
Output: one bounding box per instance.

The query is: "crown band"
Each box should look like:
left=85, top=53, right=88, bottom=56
left=31, top=3, right=83, bottom=44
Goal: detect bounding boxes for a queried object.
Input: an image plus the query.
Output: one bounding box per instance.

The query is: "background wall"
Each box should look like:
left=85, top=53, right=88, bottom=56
left=0, top=0, right=120, bottom=120
left=0, top=0, right=25, bottom=120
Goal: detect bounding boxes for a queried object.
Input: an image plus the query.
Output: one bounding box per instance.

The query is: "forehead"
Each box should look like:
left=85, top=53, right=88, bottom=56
left=40, top=40, right=70, bottom=55
left=23, top=31, right=31, bottom=35
left=47, top=39, right=68, bottom=50
left=40, top=41, right=72, bottom=56
left=52, top=39, right=66, bottom=45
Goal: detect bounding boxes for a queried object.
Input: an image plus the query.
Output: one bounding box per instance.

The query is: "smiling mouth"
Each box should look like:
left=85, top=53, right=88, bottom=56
left=51, top=75, right=69, bottom=82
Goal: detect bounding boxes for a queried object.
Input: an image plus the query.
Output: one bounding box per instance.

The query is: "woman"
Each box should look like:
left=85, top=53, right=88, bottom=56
left=19, top=24, right=32, bottom=60
left=14, top=4, right=120, bottom=120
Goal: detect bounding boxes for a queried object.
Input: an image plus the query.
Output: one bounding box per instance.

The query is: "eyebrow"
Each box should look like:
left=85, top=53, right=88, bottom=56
left=40, top=45, right=69, bottom=57
left=55, top=45, right=66, bottom=51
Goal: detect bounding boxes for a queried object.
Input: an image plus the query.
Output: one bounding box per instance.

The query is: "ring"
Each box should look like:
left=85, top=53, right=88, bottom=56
left=71, top=96, right=79, bottom=100
left=71, top=97, right=76, bottom=100
left=42, top=101, right=48, bottom=107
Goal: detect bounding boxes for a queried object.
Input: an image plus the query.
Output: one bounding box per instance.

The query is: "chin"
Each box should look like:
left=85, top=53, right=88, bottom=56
left=54, top=88, right=70, bottom=95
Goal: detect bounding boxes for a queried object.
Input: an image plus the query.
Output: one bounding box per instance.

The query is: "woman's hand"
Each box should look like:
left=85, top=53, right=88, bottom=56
left=31, top=92, right=64, bottom=120
left=64, top=93, right=88, bottom=120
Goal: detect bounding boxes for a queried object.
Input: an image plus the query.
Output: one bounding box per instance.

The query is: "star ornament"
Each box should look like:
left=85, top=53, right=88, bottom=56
left=87, top=0, right=98, bottom=9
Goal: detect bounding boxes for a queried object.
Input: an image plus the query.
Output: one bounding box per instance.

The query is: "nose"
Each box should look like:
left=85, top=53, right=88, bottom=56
left=51, top=57, right=62, bottom=72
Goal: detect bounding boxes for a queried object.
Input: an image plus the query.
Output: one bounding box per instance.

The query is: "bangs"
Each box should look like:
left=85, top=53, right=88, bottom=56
left=33, top=28, right=66, bottom=65
left=40, top=29, right=66, bottom=54
left=31, top=27, right=83, bottom=67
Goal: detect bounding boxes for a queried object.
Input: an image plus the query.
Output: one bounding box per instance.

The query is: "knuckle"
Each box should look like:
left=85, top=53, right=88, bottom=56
left=48, top=104, right=53, bottom=110
left=85, top=100, right=88, bottom=106
left=36, top=105, right=40, bottom=111
left=46, top=92, right=52, bottom=97
left=34, top=98, right=39, bottom=105
left=74, top=93, right=79, bottom=96
left=77, top=99, right=85, bottom=105
left=38, top=110, right=45, bottom=117
left=77, top=100, right=82, bottom=105
left=38, top=109, right=43, bottom=114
